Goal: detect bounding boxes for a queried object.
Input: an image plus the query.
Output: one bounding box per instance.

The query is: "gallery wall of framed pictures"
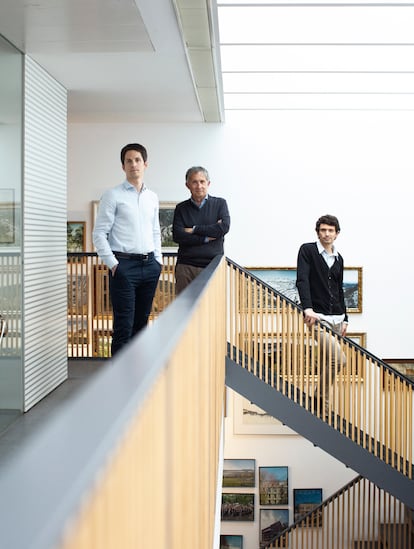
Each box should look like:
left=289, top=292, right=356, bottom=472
left=220, top=458, right=323, bottom=547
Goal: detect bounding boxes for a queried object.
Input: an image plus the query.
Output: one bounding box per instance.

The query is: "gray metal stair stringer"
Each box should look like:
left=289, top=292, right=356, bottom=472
left=225, top=356, right=414, bottom=508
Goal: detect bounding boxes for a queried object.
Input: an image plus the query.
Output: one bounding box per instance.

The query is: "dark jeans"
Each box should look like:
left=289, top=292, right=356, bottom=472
left=109, top=255, right=161, bottom=356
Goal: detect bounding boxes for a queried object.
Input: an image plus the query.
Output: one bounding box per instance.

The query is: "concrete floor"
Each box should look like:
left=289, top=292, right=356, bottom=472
left=0, top=359, right=104, bottom=464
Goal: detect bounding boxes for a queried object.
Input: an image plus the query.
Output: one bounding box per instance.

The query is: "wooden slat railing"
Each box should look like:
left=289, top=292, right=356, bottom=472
left=67, top=253, right=177, bottom=358
left=262, top=476, right=414, bottom=549
left=66, top=254, right=413, bottom=480
left=0, top=255, right=226, bottom=549
left=0, top=252, right=21, bottom=356
left=226, top=258, right=414, bottom=481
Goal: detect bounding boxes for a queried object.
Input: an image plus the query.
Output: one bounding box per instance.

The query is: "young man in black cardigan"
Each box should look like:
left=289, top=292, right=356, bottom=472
left=296, top=214, right=347, bottom=418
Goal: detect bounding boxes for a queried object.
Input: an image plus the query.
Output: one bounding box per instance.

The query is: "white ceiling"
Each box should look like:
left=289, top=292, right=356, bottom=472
left=0, top=0, right=221, bottom=123
left=1, top=0, right=413, bottom=123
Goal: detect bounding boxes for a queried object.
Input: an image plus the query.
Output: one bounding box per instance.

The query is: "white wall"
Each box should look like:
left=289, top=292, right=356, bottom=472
left=68, top=112, right=413, bottom=549
left=68, top=110, right=414, bottom=360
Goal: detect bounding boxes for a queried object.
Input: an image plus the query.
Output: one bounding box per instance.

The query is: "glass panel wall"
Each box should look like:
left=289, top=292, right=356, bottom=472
left=0, top=34, right=23, bottom=419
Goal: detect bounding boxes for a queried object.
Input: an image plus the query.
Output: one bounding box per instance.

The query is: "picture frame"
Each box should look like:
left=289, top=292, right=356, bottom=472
left=260, top=508, right=289, bottom=546
left=346, top=332, right=367, bottom=348
left=222, top=459, right=255, bottom=488
left=91, top=200, right=100, bottom=250
left=259, top=466, right=288, bottom=505
left=221, top=493, right=255, bottom=521
left=67, top=221, right=86, bottom=252
left=293, top=488, right=323, bottom=526
left=220, top=535, right=243, bottom=549
left=245, top=266, right=363, bottom=313
left=0, top=189, right=15, bottom=244
left=233, top=393, right=297, bottom=436
left=382, top=359, right=414, bottom=384
left=159, top=201, right=177, bottom=250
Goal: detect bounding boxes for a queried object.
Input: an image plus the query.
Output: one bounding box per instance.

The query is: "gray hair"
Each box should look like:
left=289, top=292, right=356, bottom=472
left=185, top=166, right=209, bottom=182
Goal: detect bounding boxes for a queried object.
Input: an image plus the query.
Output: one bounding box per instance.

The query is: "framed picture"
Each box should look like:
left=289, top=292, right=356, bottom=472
left=293, top=488, right=323, bottom=525
left=67, top=221, right=86, bottom=252
left=220, top=535, right=243, bottom=549
left=382, top=359, right=414, bottom=383
left=233, top=393, right=296, bottom=436
left=91, top=200, right=100, bottom=250
left=245, top=266, right=363, bottom=313
left=260, top=508, right=289, bottom=546
left=259, top=466, right=288, bottom=505
left=346, top=332, right=367, bottom=348
left=0, top=189, right=15, bottom=244
left=159, top=201, right=177, bottom=250
left=223, top=459, right=255, bottom=488
left=245, top=267, right=299, bottom=305
left=221, top=493, right=254, bottom=521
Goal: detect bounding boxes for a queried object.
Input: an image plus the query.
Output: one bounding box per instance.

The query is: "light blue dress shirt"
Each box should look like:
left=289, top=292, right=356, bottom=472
left=93, top=180, right=162, bottom=269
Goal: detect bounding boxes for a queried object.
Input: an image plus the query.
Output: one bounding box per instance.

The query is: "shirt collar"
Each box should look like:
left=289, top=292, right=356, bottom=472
left=190, top=194, right=209, bottom=208
left=122, top=180, right=146, bottom=192
left=316, top=240, right=338, bottom=257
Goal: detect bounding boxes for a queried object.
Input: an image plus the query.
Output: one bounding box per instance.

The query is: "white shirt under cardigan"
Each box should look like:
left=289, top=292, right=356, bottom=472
left=93, top=180, right=162, bottom=270
left=315, top=240, right=346, bottom=326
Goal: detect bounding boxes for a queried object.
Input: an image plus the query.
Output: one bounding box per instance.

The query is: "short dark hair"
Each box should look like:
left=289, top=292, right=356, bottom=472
left=185, top=166, right=209, bottom=182
left=120, top=143, right=148, bottom=165
left=315, top=214, right=341, bottom=233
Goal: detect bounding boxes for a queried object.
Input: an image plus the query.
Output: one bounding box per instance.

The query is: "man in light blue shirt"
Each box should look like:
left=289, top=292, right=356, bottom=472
left=93, top=143, right=162, bottom=356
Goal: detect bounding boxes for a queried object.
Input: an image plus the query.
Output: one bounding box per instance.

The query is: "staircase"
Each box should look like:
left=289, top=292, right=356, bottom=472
left=225, top=258, right=414, bottom=548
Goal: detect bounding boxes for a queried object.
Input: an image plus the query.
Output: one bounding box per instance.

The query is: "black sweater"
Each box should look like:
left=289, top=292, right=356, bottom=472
left=296, top=242, right=348, bottom=322
left=172, top=196, right=230, bottom=268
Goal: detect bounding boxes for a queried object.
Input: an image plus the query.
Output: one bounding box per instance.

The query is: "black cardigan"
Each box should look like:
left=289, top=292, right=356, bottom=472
left=296, top=242, right=348, bottom=322
left=172, top=196, right=230, bottom=268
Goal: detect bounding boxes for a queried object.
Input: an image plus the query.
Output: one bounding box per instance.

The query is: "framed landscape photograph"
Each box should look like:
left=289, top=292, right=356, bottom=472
left=221, top=493, right=254, bottom=521
left=0, top=189, right=15, bottom=244
left=245, top=266, right=363, bottom=313
left=293, top=488, right=323, bottom=526
left=259, top=466, right=288, bottom=505
left=233, top=394, right=296, bottom=436
left=220, top=535, right=243, bottom=549
left=159, top=201, right=177, bottom=250
left=67, top=221, right=86, bottom=252
left=222, top=459, right=255, bottom=488
left=260, top=508, right=289, bottom=546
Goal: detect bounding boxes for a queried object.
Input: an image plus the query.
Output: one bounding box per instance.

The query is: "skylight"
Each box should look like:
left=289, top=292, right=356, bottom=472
left=216, top=1, right=414, bottom=110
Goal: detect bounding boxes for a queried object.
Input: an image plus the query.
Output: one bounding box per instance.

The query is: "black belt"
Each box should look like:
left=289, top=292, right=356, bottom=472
left=114, top=251, right=154, bottom=261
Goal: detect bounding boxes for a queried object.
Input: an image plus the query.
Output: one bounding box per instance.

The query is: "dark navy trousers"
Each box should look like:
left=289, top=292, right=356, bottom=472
left=109, top=254, right=161, bottom=356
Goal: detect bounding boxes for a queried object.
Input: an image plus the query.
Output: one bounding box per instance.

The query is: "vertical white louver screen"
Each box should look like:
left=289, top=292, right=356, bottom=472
left=23, top=56, right=68, bottom=411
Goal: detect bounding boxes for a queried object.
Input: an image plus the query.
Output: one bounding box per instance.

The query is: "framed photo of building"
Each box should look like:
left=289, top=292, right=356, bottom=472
left=259, top=466, right=288, bottom=505
left=222, top=459, right=255, bottom=488
left=220, top=535, right=243, bottom=549
left=159, top=201, right=177, bottom=250
left=260, top=508, right=289, bottom=546
left=293, top=488, right=323, bottom=526
left=221, top=493, right=254, bottom=521
left=67, top=221, right=86, bottom=252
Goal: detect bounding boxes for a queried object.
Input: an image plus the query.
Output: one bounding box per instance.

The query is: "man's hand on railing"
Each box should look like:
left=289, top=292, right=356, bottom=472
left=303, top=308, right=320, bottom=326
